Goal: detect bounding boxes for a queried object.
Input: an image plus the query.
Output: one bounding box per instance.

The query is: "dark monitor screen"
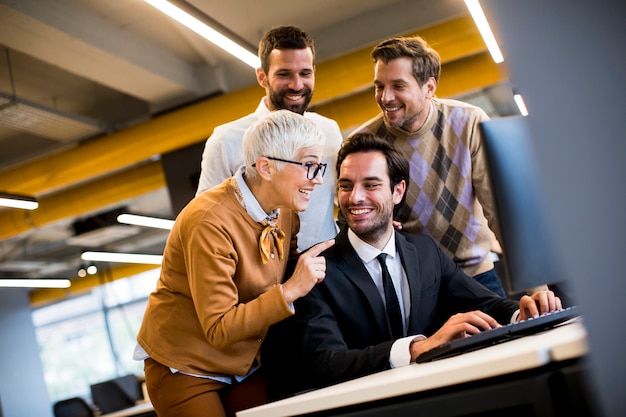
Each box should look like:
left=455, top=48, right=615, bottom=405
left=90, top=374, right=143, bottom=414
left=162, top=141, right=204, bottom=217
left=480, top=116, right=567, bottom=293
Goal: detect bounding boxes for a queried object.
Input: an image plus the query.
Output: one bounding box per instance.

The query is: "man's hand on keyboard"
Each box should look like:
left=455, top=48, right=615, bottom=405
left=409, top=311, right=500, bottom=362
left=518, top=290, right=562, bottom=321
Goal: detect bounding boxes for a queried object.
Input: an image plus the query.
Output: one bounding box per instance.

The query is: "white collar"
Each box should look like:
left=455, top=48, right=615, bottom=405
left=234, top=166, right=279, bottom=223
left=347, top=228, right=397, bottom=263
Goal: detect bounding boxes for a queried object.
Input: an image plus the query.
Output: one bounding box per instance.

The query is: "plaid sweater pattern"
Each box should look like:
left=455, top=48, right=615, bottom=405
left=352, top=98, right=498, bottom=277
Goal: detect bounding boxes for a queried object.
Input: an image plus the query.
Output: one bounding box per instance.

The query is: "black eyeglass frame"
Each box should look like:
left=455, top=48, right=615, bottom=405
left=256, top=156, right=327, bottom=180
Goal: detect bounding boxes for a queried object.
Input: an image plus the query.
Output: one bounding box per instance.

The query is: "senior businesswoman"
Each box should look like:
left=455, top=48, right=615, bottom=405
left=135, top=110, right=334, bottom=416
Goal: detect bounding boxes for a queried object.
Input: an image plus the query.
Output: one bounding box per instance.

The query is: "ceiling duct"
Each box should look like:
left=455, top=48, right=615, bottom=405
left=0, top=91, right=105, bottom=142
left=67, top=207, right=140, bottom=247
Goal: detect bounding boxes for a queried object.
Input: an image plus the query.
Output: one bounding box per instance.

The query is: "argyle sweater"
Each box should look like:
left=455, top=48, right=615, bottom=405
left=351, top=98, right=499, bottom=277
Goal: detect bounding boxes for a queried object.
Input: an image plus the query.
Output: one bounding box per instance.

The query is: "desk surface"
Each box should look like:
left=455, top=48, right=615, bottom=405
left=99, top=401, right=155, bottom=417
left=238, top=321, right=588, bottom=417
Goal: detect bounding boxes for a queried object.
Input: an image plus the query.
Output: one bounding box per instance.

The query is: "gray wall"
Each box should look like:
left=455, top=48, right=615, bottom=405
left=485, top=1, right=626, bottom=416
left=0, top=289, right=52, bottom=417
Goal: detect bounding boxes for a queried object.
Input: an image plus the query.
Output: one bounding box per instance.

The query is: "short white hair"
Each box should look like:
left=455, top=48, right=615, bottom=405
left=243, top=110, right=325, bottom=178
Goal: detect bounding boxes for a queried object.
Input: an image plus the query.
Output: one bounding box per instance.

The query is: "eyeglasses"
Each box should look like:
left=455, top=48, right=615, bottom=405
left=262, top=156, right=327, bottom=180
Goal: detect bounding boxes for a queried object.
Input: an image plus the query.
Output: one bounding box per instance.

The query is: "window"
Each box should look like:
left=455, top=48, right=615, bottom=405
left=32, top=269, right=159, bottom=403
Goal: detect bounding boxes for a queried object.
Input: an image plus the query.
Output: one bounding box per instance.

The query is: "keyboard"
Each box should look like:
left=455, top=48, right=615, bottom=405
left=414, top=306, right=581, bottom=364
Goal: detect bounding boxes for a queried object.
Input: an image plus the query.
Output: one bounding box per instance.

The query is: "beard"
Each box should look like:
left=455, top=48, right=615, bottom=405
left=384, top=107, right=421, bottom=131
left=381, top=99, right=429, bottom=132
left=342, top=206, right=394, bottom=247
left=268, top=86, right=312, bottom=115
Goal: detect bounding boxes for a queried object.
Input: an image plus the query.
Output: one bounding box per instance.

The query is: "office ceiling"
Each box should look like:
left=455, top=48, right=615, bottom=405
left=0, top=0, right=518, bottom=301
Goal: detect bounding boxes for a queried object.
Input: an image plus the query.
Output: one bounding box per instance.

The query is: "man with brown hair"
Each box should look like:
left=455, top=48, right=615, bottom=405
left=350, top=36, right=506, bottom=296
left=197, top=26, right=342, bottom=252
left=264, top=133, right=561, bottom=397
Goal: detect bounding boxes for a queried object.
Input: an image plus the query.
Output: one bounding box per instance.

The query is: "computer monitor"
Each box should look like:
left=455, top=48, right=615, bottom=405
left=90, top=374, right=143, bottom=413
left=480, top=116, right=568, bottom=294
left=162, top=141, right=203, bottom=216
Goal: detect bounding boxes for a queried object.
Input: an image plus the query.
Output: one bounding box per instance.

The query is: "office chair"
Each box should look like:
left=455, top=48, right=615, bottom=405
left=53, top=397, right=94, bottom=417
left=90, top=377, right=136, bottom=413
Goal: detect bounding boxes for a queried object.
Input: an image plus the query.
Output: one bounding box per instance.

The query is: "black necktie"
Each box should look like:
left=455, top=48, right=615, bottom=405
left=377, top=253, right=404, bottom=338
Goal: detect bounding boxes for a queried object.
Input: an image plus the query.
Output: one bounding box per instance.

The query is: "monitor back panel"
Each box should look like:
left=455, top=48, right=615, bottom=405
left=90, top=375, right=140, bottom=414
left=480, top=116, right=565, bottom=292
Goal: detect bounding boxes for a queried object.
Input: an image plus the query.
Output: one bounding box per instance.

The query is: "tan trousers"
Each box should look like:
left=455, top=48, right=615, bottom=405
left=144, top=358, right=270, bottom=417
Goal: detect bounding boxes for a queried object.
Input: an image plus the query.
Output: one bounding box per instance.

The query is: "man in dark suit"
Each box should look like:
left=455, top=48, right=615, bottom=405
left=264, top=133, right=562, bottom=397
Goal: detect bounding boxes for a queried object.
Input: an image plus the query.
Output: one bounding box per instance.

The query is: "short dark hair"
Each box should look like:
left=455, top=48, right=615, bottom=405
left=337, top=133, right=409, bottom=214
left=371, top=36, right=440, bottom=85
left=258, top=26, right=315, bottom=74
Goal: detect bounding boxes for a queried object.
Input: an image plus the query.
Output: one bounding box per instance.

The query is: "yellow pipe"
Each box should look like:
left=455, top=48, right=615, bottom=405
left=0, top=161, right=165, bottom=240
left=0, top=15, right=488, bottom=197
left=0, top=87, right=262, bottom=196
left=1, top=53, right=508, bottom=242
left=313, top=14, right=486, bottom=105
left=17, top=15, right=510, bottom=306
left=25, top=51, right=510, bottom=306
left=315, top=51, right=510, bottom=131
left=437, top=53, right=510, bottom=97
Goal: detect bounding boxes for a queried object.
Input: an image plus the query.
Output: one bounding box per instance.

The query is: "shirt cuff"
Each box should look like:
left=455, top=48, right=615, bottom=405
left=390, top=335, right=426, bottom=368
left=279, top=284, right=295, bottom=312
left=510, top=309, right=520, bottom=323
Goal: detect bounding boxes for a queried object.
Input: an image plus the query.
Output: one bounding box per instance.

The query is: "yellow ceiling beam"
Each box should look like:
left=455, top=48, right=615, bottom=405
left=0, top=15, right=512, bottom=247
left=5, top=14, right=513, bottom=308
left=25, top=52, right=509, bottom=307
left=0, top=15, right=489, bottom=198
left=0, top=87, right=262, bottom=196
left=437, top=53, right=509, bottom=97
left=0, top=160, right=164, bottom=240
left=313, top=14, right=485, bottom=105
left=1, top=52, right=508, bottom=242
left=314, top=51, right=509, bottom=131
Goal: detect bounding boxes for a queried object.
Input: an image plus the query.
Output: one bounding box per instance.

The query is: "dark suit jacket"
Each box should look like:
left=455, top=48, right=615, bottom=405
left=262, top=229, right=519, bottom=398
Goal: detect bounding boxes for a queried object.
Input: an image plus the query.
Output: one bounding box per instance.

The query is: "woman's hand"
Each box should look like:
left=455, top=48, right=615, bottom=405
left=281, top=239, right=335, bottom=304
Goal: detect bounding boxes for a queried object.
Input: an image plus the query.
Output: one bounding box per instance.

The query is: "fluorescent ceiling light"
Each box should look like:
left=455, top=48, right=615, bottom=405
left=465, top=0, right=504, bottom=63
left=144, top=0, right=261, bottom=68
left=0, top=192, right=39, bottom=210
left=81, top=251, right=163, bottom=265
left=0, top=279, right=71, bottom=289
left=513, top=93, right=529, bottom=116
left=117, top=214, right=174, bottom=230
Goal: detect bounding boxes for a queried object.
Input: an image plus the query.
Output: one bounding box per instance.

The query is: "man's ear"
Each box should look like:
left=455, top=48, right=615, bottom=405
left=392, top=179, right=406, bottom=205
left=424, top=77, right=437, bottom=99
left=256, top=67, right=267, bottom=88
left=254, top=157, right=273, bottom=180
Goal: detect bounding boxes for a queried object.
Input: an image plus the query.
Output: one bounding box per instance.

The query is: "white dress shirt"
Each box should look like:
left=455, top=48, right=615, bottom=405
left=347, top=229, right=424, bottom=367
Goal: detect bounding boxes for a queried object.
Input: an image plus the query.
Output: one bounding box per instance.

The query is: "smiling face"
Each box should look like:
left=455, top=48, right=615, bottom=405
left=338, top=151, right=405, bottom=248
left=270, top=145, right=325, bottom=213
left=257, top=48, right=314, bottom=115
left=374, top=57, right=436, bottom=133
